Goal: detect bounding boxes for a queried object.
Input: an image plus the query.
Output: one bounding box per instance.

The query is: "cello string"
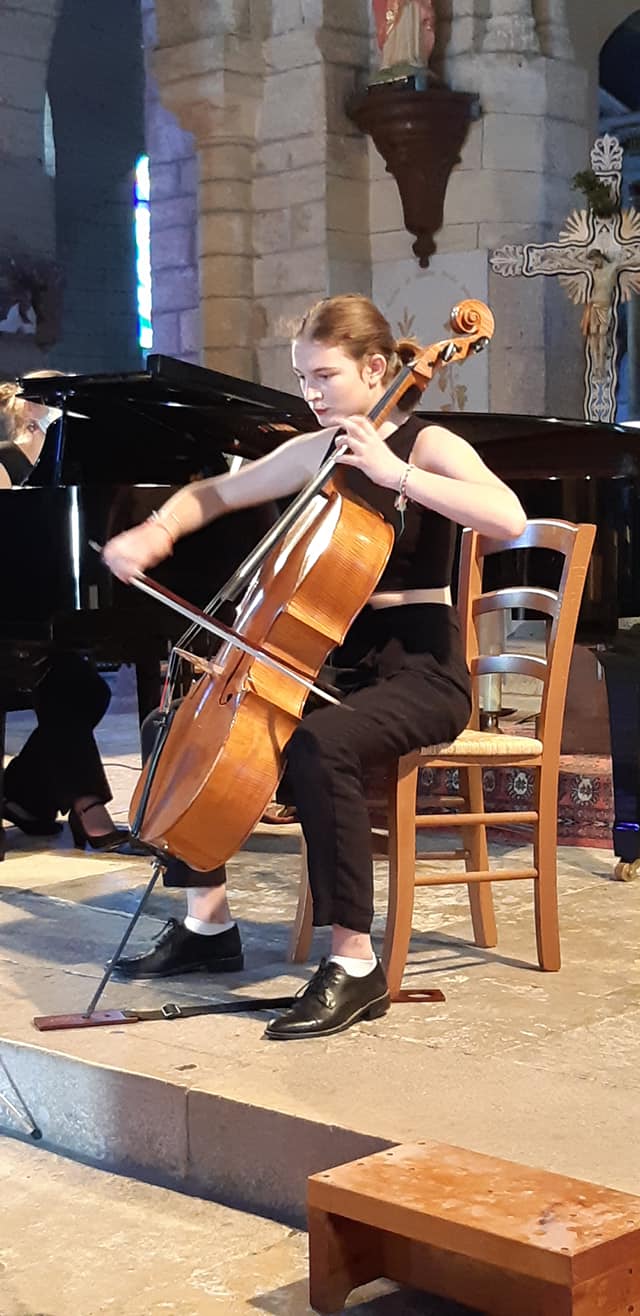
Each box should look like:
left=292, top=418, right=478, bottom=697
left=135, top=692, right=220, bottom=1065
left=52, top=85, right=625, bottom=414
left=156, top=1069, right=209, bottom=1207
left=130, top=573, right=344, bottom=707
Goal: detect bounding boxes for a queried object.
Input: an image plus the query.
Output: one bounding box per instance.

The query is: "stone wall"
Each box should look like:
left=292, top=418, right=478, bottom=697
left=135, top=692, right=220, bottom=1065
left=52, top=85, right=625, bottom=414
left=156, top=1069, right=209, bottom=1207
left=370, top=5, right=590, bottom=419
left=147, top=0, right=636, bottom=418
left=142, top=0, right=200, bottom=364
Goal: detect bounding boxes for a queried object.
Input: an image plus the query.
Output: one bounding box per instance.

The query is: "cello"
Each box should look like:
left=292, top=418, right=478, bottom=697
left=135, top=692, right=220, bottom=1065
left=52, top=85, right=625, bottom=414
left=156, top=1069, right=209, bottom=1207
left=126, top=300, right=495, bottom=871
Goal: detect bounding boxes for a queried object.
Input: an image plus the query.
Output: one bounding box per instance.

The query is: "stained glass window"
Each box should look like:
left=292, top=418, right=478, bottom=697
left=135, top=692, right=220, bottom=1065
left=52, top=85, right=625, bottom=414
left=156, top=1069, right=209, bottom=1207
left=134, top=154, right=153, bottom=350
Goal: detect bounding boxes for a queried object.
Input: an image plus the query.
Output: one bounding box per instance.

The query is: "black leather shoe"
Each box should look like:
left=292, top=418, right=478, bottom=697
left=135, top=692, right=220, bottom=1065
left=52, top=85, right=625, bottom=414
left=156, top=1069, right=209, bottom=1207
left=112, top=919, right=244, bottom=978
left=264, top=958, right=390, bottom=1040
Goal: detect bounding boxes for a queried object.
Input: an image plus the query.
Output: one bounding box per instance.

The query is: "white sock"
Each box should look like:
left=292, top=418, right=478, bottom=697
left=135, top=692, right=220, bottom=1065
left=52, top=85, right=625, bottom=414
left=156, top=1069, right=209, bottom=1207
left=183, top=916, right=236, bottom=937
left=329, top=953, right=377, bottom=978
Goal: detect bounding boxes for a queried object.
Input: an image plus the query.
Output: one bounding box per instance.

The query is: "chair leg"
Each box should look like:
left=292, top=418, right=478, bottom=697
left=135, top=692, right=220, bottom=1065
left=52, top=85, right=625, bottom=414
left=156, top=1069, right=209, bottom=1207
left=382, top=757, right=419, bottom=1001
left=462, top=765, right=497, bottom=947
left=288, top=836, right=313, bottom=964
left=533, top=763, right=561, bottom=971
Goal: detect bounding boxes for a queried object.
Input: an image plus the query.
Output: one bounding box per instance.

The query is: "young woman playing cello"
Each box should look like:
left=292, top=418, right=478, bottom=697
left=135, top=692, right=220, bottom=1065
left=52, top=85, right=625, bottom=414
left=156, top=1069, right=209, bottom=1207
left=102, top=294, right=526, bottom=1040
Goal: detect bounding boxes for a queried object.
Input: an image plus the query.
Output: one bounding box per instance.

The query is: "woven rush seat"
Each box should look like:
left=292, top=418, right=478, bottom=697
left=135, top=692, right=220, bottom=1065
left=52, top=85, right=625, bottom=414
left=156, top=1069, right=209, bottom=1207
left=421, top=726, right=543, bottom=758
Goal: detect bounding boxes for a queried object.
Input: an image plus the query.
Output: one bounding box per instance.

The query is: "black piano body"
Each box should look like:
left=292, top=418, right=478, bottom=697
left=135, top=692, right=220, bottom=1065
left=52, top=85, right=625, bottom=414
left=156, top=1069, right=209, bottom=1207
left=6, top=354, right=314, bottom=687
left=0, top=356, right=314, bottom=857
left=4, top=359, right=640, bottom=865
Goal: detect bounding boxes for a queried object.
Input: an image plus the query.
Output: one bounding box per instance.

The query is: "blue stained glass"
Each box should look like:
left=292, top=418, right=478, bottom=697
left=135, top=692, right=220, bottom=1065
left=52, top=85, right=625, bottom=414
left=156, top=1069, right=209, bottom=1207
left=135, top=154, right=153, bottom=350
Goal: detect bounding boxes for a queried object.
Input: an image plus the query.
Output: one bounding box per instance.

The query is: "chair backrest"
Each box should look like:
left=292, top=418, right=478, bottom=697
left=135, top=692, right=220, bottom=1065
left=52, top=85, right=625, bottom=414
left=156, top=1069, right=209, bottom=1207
left=456, top=519, right=596, bottom=756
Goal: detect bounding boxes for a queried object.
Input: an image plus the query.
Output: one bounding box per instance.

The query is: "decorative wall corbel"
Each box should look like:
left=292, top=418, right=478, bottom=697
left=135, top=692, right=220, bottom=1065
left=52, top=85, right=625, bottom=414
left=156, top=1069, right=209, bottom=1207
left=348, top=80, right=478, bottom=268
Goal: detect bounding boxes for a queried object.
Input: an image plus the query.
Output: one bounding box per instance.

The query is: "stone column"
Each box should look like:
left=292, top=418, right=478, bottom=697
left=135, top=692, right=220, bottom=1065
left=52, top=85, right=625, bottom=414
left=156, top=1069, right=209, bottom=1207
left=483, top=0, right=540, bottom=53
left=254, top=5, right=371, bottom=389
left=0, top=0, right=60, bottom=252
left=433, top=0, right=590, bottom=418
left=152, top=0, right=265, bottom=378
left=532, top=0, right=574, bottom=60
left=151, top=1, right=371, bottom=386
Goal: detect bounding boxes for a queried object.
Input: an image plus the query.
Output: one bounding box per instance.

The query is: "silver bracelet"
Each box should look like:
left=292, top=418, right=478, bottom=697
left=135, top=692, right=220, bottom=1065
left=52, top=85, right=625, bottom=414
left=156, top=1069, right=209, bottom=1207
left=147, top=510, right=175, bottom=550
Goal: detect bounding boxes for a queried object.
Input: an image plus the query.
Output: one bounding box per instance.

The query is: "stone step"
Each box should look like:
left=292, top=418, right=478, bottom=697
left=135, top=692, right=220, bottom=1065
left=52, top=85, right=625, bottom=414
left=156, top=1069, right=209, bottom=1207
left=1, top=1137, right=445, bottom=1315
left=0, top=825, right=633, bottom=1245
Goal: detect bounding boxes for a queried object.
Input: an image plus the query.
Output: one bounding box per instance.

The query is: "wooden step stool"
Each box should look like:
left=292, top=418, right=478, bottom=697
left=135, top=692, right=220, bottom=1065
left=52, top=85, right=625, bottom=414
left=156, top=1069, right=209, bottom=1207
left=308, top=1141, right=640, bottom=1315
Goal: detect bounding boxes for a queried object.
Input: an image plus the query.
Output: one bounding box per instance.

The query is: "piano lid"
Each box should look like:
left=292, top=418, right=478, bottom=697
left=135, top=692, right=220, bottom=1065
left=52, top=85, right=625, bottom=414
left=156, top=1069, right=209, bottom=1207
left=415, top=410, right=640, bottom=479
left=19, top=354, right=317, bottom=464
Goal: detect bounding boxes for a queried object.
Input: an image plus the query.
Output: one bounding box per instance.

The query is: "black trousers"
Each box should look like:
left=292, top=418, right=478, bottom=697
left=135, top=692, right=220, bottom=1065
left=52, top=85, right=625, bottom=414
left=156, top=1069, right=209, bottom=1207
left=145, top=605, right=471, bottom=935
left=3, top=653, right=112, bottom=818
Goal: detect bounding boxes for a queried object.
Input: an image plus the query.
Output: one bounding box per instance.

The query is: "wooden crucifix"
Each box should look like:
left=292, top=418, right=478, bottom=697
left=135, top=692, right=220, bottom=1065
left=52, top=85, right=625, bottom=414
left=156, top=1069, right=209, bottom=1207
left=490, top=135, right=640, bottom=422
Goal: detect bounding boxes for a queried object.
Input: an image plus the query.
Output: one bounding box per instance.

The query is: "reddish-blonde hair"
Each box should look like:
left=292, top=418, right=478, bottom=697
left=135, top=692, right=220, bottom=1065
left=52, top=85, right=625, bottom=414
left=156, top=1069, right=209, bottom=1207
left=295, top=294, right=421, bottom=411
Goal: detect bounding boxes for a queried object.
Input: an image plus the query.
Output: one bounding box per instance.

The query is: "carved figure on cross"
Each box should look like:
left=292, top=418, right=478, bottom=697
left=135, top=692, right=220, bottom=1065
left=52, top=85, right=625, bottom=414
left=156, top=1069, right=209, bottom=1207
left=490, top=135, right=640, bottom=422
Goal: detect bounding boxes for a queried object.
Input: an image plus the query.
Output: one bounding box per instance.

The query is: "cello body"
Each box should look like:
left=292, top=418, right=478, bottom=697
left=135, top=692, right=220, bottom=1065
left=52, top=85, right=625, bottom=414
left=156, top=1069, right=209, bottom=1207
left=130, top=475, right=394, bottom=869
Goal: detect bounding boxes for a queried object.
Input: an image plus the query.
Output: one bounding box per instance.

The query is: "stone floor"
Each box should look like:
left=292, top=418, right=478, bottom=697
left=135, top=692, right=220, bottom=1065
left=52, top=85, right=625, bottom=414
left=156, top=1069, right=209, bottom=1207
left=1, top=694, right=639, bottom=1315
left=4, top=1138, right=462, bottom=1316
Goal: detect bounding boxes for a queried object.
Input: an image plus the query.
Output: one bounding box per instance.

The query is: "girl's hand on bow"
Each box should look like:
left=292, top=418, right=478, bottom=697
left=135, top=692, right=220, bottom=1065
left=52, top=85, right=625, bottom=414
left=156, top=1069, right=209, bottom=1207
left=102, top=520, right=173, bottom=583
left=333, top=415, right=407, bottom=489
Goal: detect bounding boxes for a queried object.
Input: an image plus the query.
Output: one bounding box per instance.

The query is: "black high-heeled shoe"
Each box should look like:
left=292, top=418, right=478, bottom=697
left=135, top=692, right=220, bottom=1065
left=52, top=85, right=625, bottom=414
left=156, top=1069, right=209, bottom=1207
left=3, top=801, right=63, bottom=837
left=68, top=804, right=133, bottom=852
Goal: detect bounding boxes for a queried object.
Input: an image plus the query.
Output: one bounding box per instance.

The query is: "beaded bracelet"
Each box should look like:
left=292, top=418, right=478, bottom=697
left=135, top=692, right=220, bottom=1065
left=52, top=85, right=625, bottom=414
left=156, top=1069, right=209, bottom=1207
left=394, top=462, right=414, bottom=515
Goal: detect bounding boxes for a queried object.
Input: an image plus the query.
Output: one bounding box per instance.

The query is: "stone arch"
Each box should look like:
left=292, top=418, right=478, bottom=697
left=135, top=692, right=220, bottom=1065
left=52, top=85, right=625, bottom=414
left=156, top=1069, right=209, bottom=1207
left=568, top=0, right=640, bottom=67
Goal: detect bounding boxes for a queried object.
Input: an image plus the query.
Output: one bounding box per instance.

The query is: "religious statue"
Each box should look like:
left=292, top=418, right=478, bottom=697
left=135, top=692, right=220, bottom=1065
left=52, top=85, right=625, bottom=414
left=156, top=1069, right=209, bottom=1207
left=0, top=289, right=36, bottom=337
left=372, top=0, right=436, bottom=79
left=580, top=250, right=620, bottom=376
left=490, top=135, right=640, bottom=423
left=0, top=255, right=63, bottom=349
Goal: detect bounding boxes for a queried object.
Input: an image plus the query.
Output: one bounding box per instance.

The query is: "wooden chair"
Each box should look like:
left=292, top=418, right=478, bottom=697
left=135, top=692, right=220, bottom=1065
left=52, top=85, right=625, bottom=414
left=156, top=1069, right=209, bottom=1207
left=288, top=518, right=596, bottom=997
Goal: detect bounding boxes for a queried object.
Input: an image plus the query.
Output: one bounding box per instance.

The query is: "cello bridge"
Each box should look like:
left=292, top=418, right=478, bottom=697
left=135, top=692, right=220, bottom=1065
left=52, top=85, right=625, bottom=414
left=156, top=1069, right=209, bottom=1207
left=173, top=647, right=224, bottom=678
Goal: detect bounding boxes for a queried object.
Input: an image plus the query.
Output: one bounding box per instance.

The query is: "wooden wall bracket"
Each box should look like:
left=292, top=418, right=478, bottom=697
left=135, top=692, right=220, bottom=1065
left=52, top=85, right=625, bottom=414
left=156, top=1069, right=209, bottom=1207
left=349, top=81, right=479, bottom=268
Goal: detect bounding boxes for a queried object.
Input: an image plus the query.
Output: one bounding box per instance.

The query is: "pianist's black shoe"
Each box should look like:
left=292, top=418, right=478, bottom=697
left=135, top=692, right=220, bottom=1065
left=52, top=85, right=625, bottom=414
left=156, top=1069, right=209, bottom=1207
left=68, top=804, right=148, bottom=854
left=112, top=918, right=244, bottom=978
left=3, top=801, right=63, bottom=837
left=264, top=957, right=390, bottom=1040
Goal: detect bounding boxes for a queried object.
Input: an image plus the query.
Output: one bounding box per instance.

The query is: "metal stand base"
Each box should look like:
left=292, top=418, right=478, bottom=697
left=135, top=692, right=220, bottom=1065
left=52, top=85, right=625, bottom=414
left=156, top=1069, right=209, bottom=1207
left=32, top=858, right=165, bottom=1033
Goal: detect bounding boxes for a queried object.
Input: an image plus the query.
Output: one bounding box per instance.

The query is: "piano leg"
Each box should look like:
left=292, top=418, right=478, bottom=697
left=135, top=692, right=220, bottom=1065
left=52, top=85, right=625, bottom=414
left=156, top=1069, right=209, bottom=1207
left=135, top=659, right=163, bottom=726
left=600, top=647, right=640, bottom=869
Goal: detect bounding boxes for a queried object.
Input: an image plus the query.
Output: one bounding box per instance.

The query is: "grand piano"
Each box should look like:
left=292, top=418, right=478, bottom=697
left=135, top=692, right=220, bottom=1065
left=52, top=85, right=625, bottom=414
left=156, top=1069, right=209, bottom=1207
left=3, top=356, right=640, bottom=868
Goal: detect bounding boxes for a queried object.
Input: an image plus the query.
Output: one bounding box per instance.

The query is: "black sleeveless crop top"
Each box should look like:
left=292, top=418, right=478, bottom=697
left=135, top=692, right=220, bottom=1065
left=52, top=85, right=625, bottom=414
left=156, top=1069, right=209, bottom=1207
left=0, top=440, right=32, bottom=485
left=333, top=413, right=456, bottom=591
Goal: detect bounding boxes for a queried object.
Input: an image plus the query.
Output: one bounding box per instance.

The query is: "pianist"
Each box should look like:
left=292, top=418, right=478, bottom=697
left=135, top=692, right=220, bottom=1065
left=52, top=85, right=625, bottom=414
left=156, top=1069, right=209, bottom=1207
left=0, top=375, right=63, bottom=486
left=0, top=378, right=132, bottom=851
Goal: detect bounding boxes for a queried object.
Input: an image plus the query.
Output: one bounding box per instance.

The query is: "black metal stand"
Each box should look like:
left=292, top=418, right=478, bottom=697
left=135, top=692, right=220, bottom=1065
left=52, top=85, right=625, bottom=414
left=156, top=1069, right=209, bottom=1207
left=600, top=644, right=640, bottom=879
left=0, top=1054, right=41, bottom=1138
left=31, top=858, right=165, bottom=1031
left=81, top=858, right=165, bottom=1018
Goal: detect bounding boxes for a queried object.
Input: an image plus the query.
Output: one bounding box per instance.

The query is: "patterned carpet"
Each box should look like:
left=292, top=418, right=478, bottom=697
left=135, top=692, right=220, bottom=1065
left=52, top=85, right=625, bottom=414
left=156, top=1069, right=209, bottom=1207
left=417, top=756, right=614, bottom=847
